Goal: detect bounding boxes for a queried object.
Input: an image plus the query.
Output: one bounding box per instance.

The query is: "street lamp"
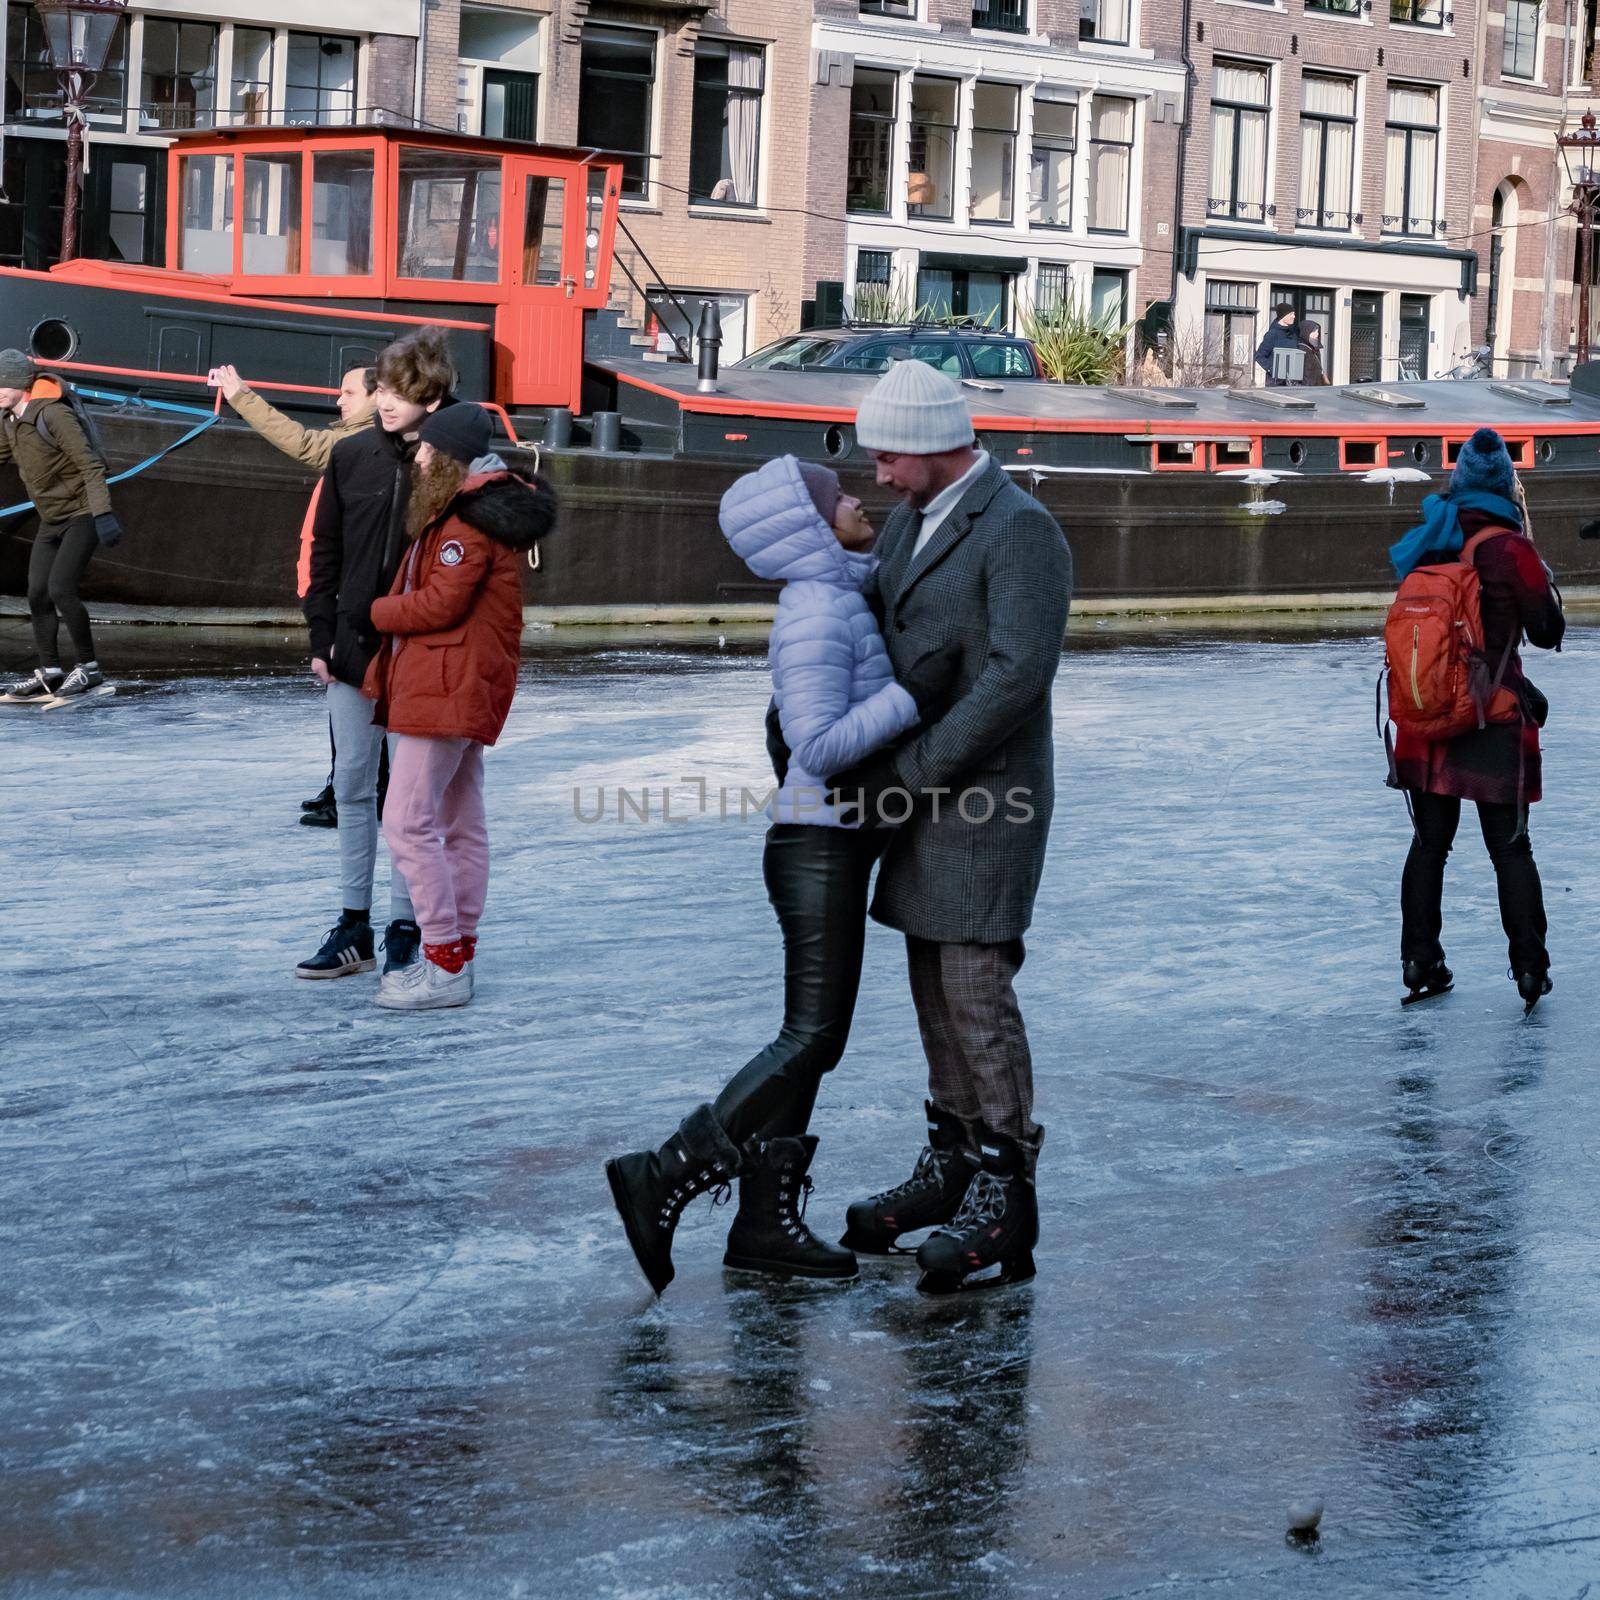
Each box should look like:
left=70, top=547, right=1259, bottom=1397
left=1558, top=110, right=1600, bottom=367
left=34, top=0, right=127, bottom=263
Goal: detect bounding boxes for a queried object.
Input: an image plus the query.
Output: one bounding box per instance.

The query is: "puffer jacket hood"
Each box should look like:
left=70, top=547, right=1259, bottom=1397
left=450, top=459, right=558, bottom=552
left=720, top=454, right=877, bottom=589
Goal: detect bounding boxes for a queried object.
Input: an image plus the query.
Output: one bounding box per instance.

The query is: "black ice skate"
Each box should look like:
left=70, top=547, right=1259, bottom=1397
left=300, top=783, right=338, bottom=828
left=915, top=1126, right=1039, bottom=1297
left=1, top=667, right=63, bottom=703
left=606, top=1103, right=742, bottom=1295
left=1401, top=958, right=1453, bottom=1007
left=723, top=1135, right=857, bottom=1282
left=840, top=1100, right=973, bottom=1255
left=1516, top=969, right=1552, bottom=1017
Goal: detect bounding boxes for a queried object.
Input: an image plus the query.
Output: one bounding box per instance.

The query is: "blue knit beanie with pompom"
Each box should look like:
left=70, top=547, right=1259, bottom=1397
left=1449, top=427, right=1516, bottom=498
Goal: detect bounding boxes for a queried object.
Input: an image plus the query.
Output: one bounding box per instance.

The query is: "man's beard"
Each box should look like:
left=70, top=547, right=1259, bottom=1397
left=407, top=453, right=469, bottom=540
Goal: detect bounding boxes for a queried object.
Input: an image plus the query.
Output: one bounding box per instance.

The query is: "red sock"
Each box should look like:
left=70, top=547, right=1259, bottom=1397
left=460, top=935, right=478, bottom=962
left=425, top=940, right=468, bottom=974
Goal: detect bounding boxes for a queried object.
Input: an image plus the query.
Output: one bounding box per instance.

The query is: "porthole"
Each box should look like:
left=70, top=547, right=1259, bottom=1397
left=1287, top=440, right=1306, bottom=466
left=29, top=318, right=77, bottom=362
left=823, top=424, right=851, bottom=460
left=1412, top=441, right=1430, bottom=467
left=1538, top=440, right=1554, bottom=464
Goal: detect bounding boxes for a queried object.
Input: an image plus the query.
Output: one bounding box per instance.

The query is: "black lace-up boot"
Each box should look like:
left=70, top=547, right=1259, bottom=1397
left=606, top=1104, right=742, bottom=1296
left=915, top=1125, right=1039, bottom=1296
left=840, top=1100, right=974, bottom=1255
left=723, top=1135, right=858, bottom=1281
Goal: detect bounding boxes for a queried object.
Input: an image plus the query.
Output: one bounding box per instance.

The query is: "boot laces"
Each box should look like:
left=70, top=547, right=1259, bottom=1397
left=778, top=1173, right=816, bottom=1241
left=659, top=1170, right=734, bottom=1225
left=868, top=1146, right=942, bottom=1206
left=949, top=1170, right=1008, bottom=1233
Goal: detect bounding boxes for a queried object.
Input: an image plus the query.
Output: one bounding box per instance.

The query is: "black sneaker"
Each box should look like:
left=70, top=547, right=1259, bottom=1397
left=295, top=915, right=375, bottom=979
left=302, top=783, right=335, bottom=813
left=299, top=796, right=338, bottom=829
left=55, top=664, right=105, bottom=697
left=381, top=919, right=421, bottom=976
left=2, top=668, right=64, bottom=702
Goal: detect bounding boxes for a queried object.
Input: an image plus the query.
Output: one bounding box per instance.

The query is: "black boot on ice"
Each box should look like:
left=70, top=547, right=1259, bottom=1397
left=1515, top=968, right=1552, bottom=1016
left=723, top=1135, right=857, bottom=1281
left=915, top=1126, right=1039, bottom=1297
left=606, top=1104, right=742, bottom=1295
left=1401, top=958, right=1453, bottom=1007
left=840, top=1100, right=974, bottom=1255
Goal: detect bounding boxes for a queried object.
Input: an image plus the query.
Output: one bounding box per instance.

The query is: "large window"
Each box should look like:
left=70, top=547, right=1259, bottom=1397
left=689, top=41, right=764, bottom=207
left=1384, top=84, right=1440, bottom=236
left=5, top=1, right=129, bottom=122
left=578, top=24, right=655, bottom=198
left=1204, top=279, right=1259, bottom=382
left=312, top=152, right=374, bottom=276
left=908, top=76, right=959, bottom=220
left=179, top=153, right=234, bottom=273
left=1081, top=0, right=1130, bottom=44
left=970, top=82, right=1018, bottom=224
left=1208, top=61, right=1269, bottom=223
left=862, top=0, right=915, bottom=12
left=1088, top=95, right=1134, bottom=233
left=396, top=148, right=502, bottom=281
left=1036, top=261, right=1070, bottom=311
left=1392, top=0, right=1445, bottom=25
left=1503, top=0, right=1540, bottom=77
left=1030, top=90, right=1077, bottom=229
left=231, top=27, right=274, bottom=125
left=241, top=153, right=301, bottom=275
left=1298, top=74, right=1356, bottom=231
left=286, top=33, right=356, bottom=127
left=141, top=18, right=217, bottom=131
left=847, top=68, right=897, bottom=214
left=973, top=0, right=1027, bottom=29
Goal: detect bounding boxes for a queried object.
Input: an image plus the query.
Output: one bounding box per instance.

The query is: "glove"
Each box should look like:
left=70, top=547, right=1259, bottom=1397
left=93, top=512, right=124, bottom=548
left=765, top=697, right=791, bottom=785
left=828, top=748, right=910, bottom=828
left=899, top=643, right=961, bottom=720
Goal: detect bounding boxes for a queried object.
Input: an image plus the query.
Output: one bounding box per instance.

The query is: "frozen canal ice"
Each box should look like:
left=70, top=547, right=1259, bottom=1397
left=4, top=620, right=1600, bottom=1599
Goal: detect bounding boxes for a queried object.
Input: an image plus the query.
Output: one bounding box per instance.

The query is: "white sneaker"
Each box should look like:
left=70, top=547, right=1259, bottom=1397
left=373, top=955, right=472, bottom=1010
left=375, top=952, right=421, bottom=1004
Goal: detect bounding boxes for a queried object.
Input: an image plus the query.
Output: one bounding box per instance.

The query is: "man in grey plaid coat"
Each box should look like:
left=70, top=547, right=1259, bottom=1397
left=827, top=358, right=1072, bottom=1294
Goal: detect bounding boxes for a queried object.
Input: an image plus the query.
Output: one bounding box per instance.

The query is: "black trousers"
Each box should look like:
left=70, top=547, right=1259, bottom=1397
left=27, top=515, right=98, bottom=670
left=1401, top=791, right=1549, bottom=975
left=711, top=824, right=887, bottom=1145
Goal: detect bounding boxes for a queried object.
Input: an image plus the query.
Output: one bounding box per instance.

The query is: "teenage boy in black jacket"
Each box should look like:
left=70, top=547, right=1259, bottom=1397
left=297, top=327, right=455, bottom=981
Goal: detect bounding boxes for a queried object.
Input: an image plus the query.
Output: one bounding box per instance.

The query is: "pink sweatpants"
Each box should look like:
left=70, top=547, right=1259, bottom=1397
left=382, top=734, right=489, bottom=945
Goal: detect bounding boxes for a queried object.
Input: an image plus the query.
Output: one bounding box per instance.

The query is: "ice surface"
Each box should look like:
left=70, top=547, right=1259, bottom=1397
left=4, top=622, right=1600, bottom=1598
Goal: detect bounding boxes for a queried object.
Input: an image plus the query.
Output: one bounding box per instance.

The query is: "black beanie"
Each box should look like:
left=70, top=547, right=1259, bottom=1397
left=419, top=402, right=493, bottom=466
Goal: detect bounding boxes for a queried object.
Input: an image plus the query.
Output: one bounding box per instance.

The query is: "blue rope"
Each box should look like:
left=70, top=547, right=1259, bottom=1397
left=1, top=383, right=225, bottom=518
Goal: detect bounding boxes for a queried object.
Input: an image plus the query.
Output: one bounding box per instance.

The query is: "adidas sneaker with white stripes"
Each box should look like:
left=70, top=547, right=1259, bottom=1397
left=295, top=916, right=376, bottom=979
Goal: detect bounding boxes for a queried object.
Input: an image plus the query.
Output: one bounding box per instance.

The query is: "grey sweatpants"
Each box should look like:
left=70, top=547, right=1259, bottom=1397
left=327, top=680, right=413, bottom=921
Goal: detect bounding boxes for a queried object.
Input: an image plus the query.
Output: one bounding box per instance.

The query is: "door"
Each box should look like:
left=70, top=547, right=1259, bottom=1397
left=0, top=139, right=66, bottom=270
left=1268, top=283, right=1335, bottom=378
left=483, top=69, right=538, bottom=142
left=1349, top=291, right=1383, bottom=384
left=1398, top=294, right=1430, bottom=380
left=85, top=150, right=163, bottom=265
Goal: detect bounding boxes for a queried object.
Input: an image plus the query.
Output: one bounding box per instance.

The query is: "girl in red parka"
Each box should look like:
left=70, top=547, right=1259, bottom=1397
left=1387, top=427, right=1564, bottom=1012
left=364, top=404, right=557, bottom=1010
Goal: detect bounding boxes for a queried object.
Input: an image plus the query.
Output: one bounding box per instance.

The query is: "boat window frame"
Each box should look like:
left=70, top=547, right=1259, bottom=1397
left=389, top=142, right=511, bottom=303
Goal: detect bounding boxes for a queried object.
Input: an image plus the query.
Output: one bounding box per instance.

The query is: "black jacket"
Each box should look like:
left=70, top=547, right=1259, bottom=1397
left=1254, top=321, right=1300, bottom=385
left=304, top=424, right=416, bottom=688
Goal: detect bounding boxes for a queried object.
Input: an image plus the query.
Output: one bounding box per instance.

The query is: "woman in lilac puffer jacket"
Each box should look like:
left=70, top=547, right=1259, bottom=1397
left=606, top=454, right=950, bottom=1296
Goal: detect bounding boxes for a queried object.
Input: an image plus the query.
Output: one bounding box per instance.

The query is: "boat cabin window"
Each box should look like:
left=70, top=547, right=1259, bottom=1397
left=523, top=175, right=565, bottom=286
left=180, top=154, right=235, bottom=273
left=242, top=153, right=301, bottom=274
left=313, top=152, right=374, bottom=275
left=397, top=148, right=502, bottom=281
left=584, top=166, right=608, bottom=290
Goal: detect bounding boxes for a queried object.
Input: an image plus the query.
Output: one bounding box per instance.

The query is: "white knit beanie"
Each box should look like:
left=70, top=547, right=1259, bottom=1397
left=854, top=359, right=974, bottom=454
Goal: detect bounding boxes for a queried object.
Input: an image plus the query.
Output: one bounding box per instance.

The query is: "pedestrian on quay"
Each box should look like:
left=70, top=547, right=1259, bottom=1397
left=1298, top=321, right=1331, bottom=386
left=605, top=452, right=960, bottom=1295
left=1254, top=303, right=1302, bottom=387
left=296, top=326, right=456, bottom=983
left=211, top=360, right=377, bottom=829
left=0, top=350, right=124, bottom=703
left=1386, top=426, right=1564, bottom=1012
left=364, top=404, right=555, bottom=1010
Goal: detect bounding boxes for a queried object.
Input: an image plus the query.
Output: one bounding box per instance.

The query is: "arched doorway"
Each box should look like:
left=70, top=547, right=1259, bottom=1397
left=1485, top=179, right=1521, bottom=376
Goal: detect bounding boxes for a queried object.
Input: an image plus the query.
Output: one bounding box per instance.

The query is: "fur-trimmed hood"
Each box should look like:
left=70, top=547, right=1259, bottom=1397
left=450, top=455, right=558, bottom=551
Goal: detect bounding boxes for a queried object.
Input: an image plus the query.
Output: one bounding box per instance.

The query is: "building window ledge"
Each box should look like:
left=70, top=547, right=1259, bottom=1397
left=687, top=205, right=771, bottom=224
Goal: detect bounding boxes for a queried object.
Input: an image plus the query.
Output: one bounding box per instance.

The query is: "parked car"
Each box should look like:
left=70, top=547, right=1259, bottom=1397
left=735, top=325, right=1045, bottom=381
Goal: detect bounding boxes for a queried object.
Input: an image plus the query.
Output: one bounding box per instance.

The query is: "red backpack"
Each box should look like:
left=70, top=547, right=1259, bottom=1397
left=1381, top=528, right=1520, bottom=743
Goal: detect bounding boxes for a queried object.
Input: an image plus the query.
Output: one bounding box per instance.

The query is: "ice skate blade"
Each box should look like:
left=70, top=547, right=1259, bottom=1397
left=1400, top=982, right=1452, bottom=1008
left=838, top=1228, right=923, bottom=1257
left=916, top=1251, right=1036, bottom=1297
left=38, top=684, right=116, bottom=710
left=722, top=1253, right=859, bottom=1282
left=605, top=1158, right=673, bottom=1297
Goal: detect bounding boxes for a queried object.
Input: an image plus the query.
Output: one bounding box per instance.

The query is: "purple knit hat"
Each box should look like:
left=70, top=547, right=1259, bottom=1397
left=796, top=460, right=841, bottom=528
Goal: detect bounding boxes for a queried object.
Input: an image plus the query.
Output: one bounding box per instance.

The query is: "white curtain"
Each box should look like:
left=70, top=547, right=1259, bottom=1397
left=1407, top=129, right=1437, bottom=229
left=1324, top=120, right=1354, bottom=222
left=1210, top=108, right=1234, bottom=210
left=1237, top=109, right=1266, bottom=214
left=1090, top=97, right=1132, bottom=230
left=1096, top=0, right=1130, bottom=41
left=725, top=45, right=762, bottom=205
left=1302, top=74, right=1355, bottom=117
left=1214, top=63, right=1269, bottom=105
left=1384, top=127, right=1407, bottom=225
left=1388, top=84, right=1438, bottom=126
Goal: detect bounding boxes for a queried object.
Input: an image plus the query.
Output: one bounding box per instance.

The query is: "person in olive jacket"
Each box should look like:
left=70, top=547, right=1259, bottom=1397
left=296, top=327, right=454, bottom=981
left=0, top=350, right=124, bottom=701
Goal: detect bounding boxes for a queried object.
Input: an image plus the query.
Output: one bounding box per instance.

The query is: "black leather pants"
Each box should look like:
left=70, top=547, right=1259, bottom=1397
left=712, top=824, right=888, bottom=1144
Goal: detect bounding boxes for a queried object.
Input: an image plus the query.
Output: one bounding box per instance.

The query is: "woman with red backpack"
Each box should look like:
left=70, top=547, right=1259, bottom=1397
left=1385, top=427, right=1564, bottom=1012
